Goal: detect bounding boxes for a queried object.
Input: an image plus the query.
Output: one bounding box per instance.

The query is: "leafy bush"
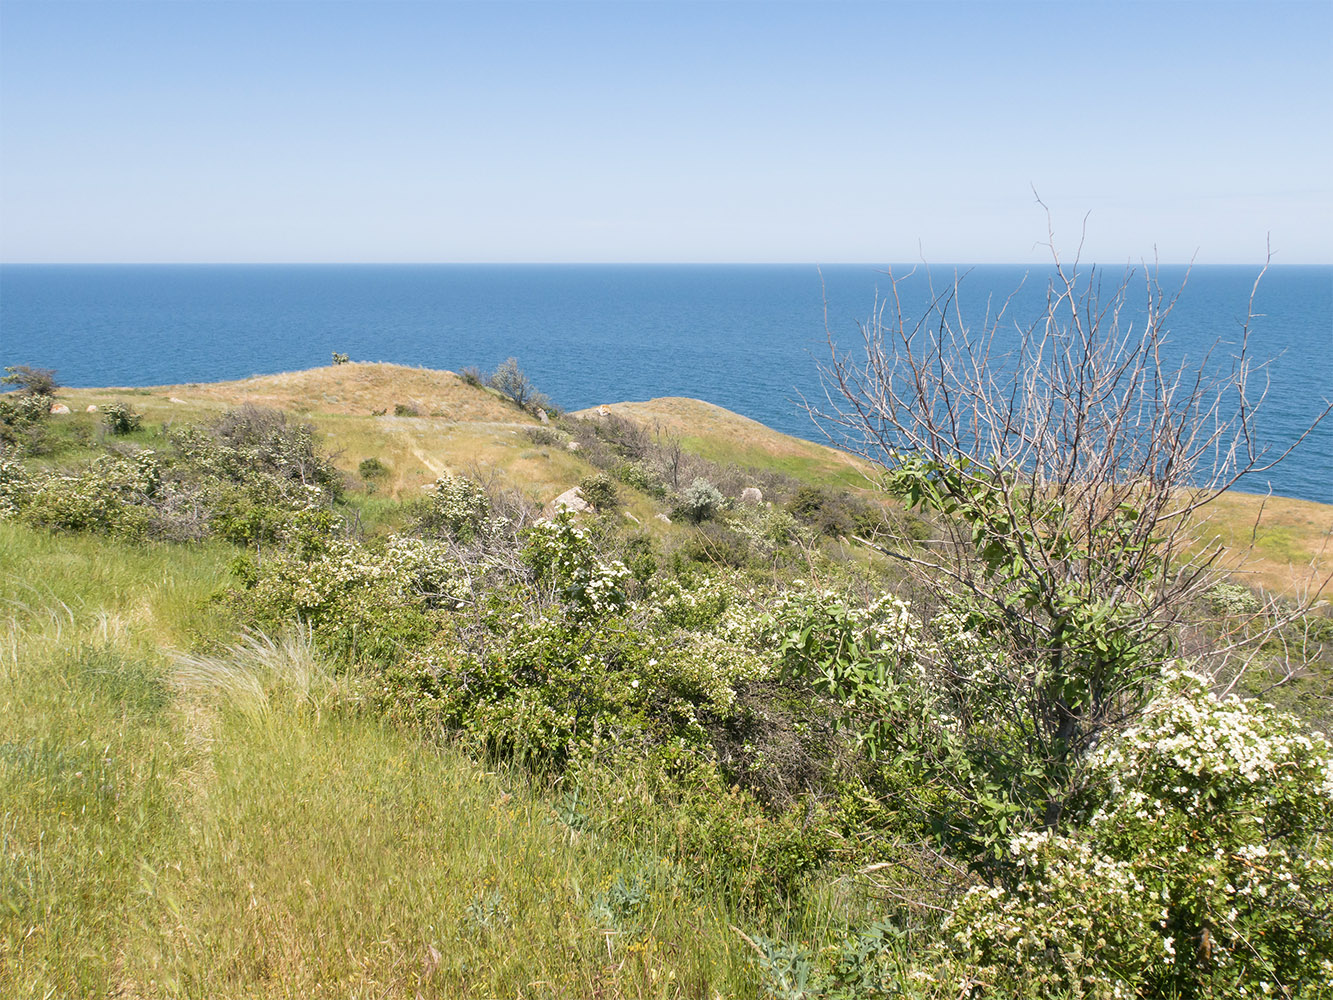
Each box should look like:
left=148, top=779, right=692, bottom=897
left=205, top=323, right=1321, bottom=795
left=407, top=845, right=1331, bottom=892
left=786, top=486, right=886, bottom=539
left=613, top=459, right=666, bottom=498
left=488, top=357, right=547, bottom=412
left=0, top=392, right=52, bottom=446
left=524, top=427, right=562, bottom=447
left=522, top=513, right=630, bottom=621
left=331, top=351, right=350, bottom=365
left=1, top=365, right=59, bottom=397
left=673, top=521, right=753, bottom=569
left=101, top=401, right=142, bottom=436
left=948, top=666, right=1333, bottom=998
left=414, top=474, right=494, bottom=542
left=210, top=405, right=343, bottom=497
left=232, top=534, right=462, bottom=665
left=393, top=403, right=419, bottom=417
left=675, top=477, right=725, bottom=523
left=577, top=472, right=619, bottom=512
left=358, top=456, right=389, bottom=480
left=17, top=452, right=161, bottom=539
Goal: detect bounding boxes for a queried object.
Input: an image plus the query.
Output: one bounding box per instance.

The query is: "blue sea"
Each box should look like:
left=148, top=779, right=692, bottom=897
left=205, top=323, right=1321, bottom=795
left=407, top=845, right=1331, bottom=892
left=1, top=264, right=1329, bottom=502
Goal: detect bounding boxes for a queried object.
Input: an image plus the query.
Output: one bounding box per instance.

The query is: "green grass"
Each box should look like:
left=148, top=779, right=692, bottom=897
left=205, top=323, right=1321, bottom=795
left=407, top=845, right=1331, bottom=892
left=0, top=524, right=774, bottom=998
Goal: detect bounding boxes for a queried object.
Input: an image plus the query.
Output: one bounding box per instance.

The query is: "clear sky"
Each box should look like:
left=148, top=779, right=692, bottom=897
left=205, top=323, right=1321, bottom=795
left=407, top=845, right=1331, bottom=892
left=1, top=0, right=1329, bottom=264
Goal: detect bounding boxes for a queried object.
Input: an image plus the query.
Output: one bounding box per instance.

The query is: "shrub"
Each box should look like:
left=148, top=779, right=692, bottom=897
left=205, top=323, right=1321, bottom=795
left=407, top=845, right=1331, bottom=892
left=613, top=460, right=666, bottom=498
left=358, top=456, right=389, bottom=480
left=1, top=365, right=59, bottom=397
left=102, top=401, right=142, bottom=436
left=947, top=666, right=1333, bottom=997
left=232, top=535, right=459, bottom=666
left=393, top=403, right=419, bottom=417
left=524, top=427, right=561, bottom=447
left=415, top=473, right=494, bottom=542
left=786, top=485, right=885, bottom=539
left=210, top=405, right=343, bottom=498
left=0, top=392, right=52, bottom=446
left=578, top=472, right=620, bottom=512
left=522, top=512, right=630, bottom=621
left=488, top=357, right=542, bottom=410
left=331, top=351, right=350, bottom=365
left=17, top=452, right=160, bottom=538
left=674, top=522, right=752, bottom=569
left=0, top=450, right=33, bottom=516
left=675, top=477, right=724, bottom=523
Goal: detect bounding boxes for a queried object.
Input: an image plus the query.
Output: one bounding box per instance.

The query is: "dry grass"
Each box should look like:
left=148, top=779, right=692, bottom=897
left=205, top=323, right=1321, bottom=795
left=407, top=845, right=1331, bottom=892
left=1196, top=491, right=1333, bottom=600
left=576, top=397, right=875, bottom=489
left=48, top=364, right=1333, bottom=597
left=58, top=362, right=526, bottom=421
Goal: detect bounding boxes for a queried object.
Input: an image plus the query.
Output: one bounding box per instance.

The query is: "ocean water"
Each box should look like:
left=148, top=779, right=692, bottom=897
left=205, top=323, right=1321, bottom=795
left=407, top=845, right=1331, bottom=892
left=1, top=263, right=1329, bottom=502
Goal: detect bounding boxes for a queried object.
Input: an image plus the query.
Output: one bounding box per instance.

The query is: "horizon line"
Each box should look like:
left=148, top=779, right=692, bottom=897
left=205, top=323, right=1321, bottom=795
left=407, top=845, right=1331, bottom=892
left=5, top=259, right=1330, bottom=268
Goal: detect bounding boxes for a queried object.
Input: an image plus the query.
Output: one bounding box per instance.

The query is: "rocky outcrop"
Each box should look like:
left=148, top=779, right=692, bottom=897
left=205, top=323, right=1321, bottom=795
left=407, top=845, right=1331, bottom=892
left=552, top=487, right=591, bottom=514
left=740, top=486, right=763, bottom=505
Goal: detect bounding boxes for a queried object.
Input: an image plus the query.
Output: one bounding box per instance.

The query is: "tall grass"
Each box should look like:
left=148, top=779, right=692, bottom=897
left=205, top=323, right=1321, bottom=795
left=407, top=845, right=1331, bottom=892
left=0, top=524, right=771, bottom=997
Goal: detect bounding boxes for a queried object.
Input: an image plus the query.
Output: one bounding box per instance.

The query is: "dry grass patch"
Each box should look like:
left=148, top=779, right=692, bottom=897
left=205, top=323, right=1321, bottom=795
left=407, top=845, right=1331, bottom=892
left=56, top=362, right=528, bottom=422
left=1196, top=491, right=1333, bottom=600
left=575, top=398, right=874, bottom=488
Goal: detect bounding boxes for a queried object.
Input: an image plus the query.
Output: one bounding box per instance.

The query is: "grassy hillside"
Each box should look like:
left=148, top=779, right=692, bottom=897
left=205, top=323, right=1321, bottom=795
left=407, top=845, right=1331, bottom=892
left=5, top=364, right=1332, bottom=998
left=0, top=524, right=763, bottom=998
left=51, top=362, right=1331, bottom=597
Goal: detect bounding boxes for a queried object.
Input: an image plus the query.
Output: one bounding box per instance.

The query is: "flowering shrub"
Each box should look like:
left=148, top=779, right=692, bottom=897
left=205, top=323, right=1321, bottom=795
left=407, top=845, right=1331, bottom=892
left=415, top=473, right=494, bottom=541
left=234, top=533, right=464, bottom=664
left=0, top=391, right=51, bottom=446
left=101, top=401, right=142, bottom=435
left=0, top=450, right=32, bottom=516
left=522, top=513, right=630, bottom=621
left=947, top=666, right=1333, bottom=998
left=16, top=451, right=162, bottom=538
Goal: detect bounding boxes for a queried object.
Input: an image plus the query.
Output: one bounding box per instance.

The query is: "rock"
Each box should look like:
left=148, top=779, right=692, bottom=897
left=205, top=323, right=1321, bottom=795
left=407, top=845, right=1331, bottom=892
left=168, top=397, right=187, bottom=404
left=597, top=405, right=612, bottom=417
left=553, top=487, right=591, bottom=514
left=623, top=511, right=640, bottom=525
left=537, top=409, right=550, bottom=424
left=740, top=486, right=764, bottom=505
left=566, top=441, right=581, bottom=452
left=85, top=404, right=99, bottom=412
left=655, top=513, right=672, bottom=524
left=49, top=403, right=70, bottom=415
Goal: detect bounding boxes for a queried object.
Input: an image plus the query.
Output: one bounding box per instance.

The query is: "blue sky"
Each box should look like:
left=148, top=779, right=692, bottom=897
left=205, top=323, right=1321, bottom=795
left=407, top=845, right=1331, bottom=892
left=1, top=0, right=1329, bottom=263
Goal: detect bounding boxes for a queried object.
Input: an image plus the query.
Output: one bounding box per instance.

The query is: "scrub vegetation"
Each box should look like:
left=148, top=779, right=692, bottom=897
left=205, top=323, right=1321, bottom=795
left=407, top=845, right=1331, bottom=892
left=2, top=328, right=1330, bottom=996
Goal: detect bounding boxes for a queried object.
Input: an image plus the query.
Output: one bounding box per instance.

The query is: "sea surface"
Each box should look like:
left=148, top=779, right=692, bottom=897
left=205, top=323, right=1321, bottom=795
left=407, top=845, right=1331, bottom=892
left=1, top=264, right=1329, bottom=502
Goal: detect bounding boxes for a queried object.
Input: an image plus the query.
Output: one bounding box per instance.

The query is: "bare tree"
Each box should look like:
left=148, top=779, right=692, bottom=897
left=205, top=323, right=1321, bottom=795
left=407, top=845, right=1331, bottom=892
left=488, top=357, right=548, bottom=412
left=811, top=221, right=1330, bottom=826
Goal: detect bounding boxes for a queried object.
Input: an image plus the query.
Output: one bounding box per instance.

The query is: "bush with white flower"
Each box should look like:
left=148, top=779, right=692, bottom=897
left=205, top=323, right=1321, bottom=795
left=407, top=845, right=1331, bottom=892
left=415, top=473, right=494, bottom=541
left=947, top=665, right=1333, bottom=998
left=521, top=512, right=630, bottom=621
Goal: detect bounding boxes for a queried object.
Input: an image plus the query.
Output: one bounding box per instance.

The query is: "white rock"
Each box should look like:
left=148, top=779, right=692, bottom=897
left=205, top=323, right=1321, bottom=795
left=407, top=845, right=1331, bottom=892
left=597, top=405, right=611, bottom=417
left=49, top=403, right=70, bottom=415
left=537, top=409, right=550, bottom=424
left=85, top=404, right=99, bottom=412
left=566, top=441, right=581, bottom=452
left=655, top=513, right=672, bottom=524
left=169, top=397, right=187, bottom=404
left=740, top=486, right=764, bottom=505
left=553, top=487, right=591, bottom=513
